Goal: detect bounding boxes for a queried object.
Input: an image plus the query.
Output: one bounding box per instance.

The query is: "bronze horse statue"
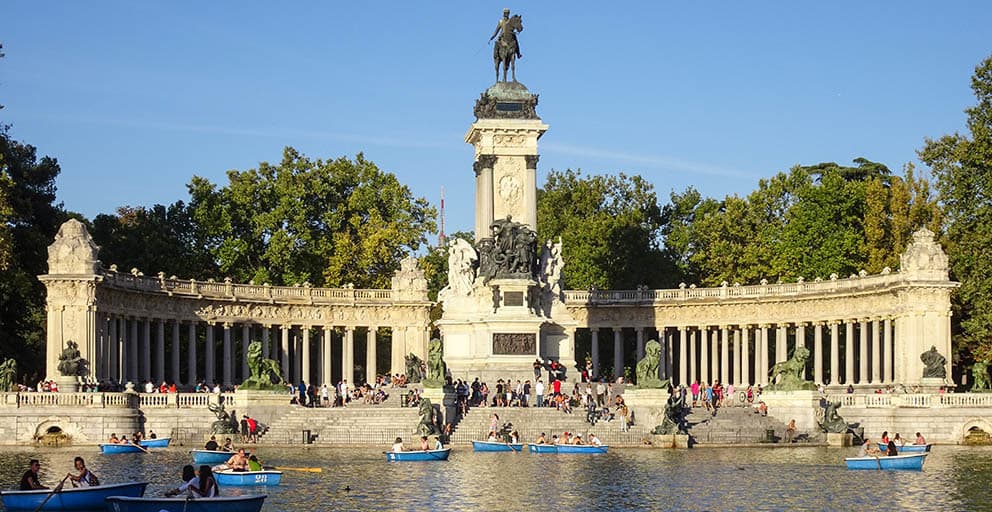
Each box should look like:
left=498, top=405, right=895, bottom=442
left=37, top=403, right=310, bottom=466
left=492, top=14, right=523, bottom=82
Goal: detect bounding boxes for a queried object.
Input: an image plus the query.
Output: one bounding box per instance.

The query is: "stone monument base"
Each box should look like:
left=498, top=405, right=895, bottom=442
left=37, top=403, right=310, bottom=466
left=674, top=434, right=691, bottom=449
left=623, top=388, right=669, bottom=431
left=919, top=377, right=946, bottom=394
left=827, top=432, right=853, bottom=447
left=759, top=390, right=821, bottom=433
left=649, top=434, right=674, bottom=448
left=55, top=376, right=79, bottom=393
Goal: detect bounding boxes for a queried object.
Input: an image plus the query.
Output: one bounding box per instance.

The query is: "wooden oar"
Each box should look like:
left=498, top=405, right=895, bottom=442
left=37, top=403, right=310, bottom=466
left=266, top=465, right=322, bottom=473
left=32, top=475, right=68, bottom=512
left=875, top=456, right=882, bottom=470
left=132, top=442, right=152, bottom=455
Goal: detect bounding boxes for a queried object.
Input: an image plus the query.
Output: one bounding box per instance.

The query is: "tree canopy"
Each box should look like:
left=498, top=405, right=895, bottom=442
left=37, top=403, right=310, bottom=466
left=920, top=53, right=992, bottom=361
left=187, top=147, right=436, bottom=288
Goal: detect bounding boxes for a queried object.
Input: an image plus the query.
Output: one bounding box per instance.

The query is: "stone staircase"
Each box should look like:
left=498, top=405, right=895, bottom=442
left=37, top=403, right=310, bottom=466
left=258, top=404, right=422, bottom=445
left=684, top=405, right=801, bottom=445
left=449, top=406, right=651, bottom=447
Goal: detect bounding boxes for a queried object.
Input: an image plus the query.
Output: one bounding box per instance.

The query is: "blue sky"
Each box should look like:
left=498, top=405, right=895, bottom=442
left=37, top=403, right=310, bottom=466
left=3, top=2, right=990, bottom=238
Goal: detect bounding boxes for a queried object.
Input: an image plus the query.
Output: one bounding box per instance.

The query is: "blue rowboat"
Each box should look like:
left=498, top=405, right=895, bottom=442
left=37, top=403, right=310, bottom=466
left=100, top=443, right=145, bottom=454
left=877, top=443, right=931, bottom=453
left=190, top=449, right=233, bottom=464
left=472, top=440, right=524, bottom=452
left=214, top=470, right=283, bottom=486
left=0, top=481, right=147, bottom=511
left=385, top=448, right=451, bottom=461
left=556, top=444, right=609, bottom=454
left=527, top=443, right=557, bottom=453
left=845, top=453, right=928, bottom=470
left=139, top=437, right=171, bottom=448
left=105, top=494, right=266, bottom=512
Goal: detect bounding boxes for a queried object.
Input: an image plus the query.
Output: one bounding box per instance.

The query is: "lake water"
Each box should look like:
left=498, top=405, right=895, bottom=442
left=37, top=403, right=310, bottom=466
left=0, top=445, right=988, bottom=511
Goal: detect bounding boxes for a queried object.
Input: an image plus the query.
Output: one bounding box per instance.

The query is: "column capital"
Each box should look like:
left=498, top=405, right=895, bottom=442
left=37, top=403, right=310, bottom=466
left=473, top=154, right=497, bottom=175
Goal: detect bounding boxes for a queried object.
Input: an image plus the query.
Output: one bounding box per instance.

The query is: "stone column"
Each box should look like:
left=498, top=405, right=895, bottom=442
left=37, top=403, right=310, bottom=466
left=294, top=330, right=302, bottom=384
left=664, top=329, right=673, bottom=379
left=883, top=318, right=893, bottom=384
left=222, top=323, right=232, bottom=387
left=830, top=321, right=840, bottom=385
left=844, top=321, right=854, bottom=385
left=343, top=327, right=355, bottom=385
left=108, top=315, right=119, bottom=383
left=262, top=326, right=271, bottom=360
left=613, top=328, right=623, bottom=381
left=738, top=327, right=748, bottom=387
left=814, top=322, right=823, bottom=385
left=141, top=319, right=151, bottom=383
left=94, top=315, right=104, bottom=381
left=720, top=326, right=730, bottom=385
left=688, top=329, right=699, bottom=384
left=710, top=328, right=719, bottom=383
left=524, top=155, right=539, bottom=229
left=871, top=318, right=881, bottom=383
left=128, top=318, right=139, bottom=384
left=590, top=328, right=600, bottom=378
left=700, top=327, right=710, bottom=384
left=242, top=324, right=251, bottom=382
left=755, top=324, right=769, bottom=386
left=473, top=155, right=496, bottom=242
left=155, top=320, right=166, bottom=384
left=367, top=326, right=378, bottom=385
left=776, top=324, right=787, bottom=364
left=858, top=319, right=868, bottom=385
left=678, top=326, right=688, bottom=386
left=302, top=326, right=311, bottom=385
left=797, top=323, right=806, bottom=356
left=170, top=320, right=180, bottom=385
left=205, top=323, right=215, bottom=386
left=635, top=327, right=645, bottom=362
left=280, top=326, right=290, bottom=383
left=186, top=322, right=197, bottom=387
left=323, top=326, right=333, bottom=386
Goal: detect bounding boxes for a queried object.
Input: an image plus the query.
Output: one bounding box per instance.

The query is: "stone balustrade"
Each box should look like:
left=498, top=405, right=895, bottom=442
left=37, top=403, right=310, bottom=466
left=825, top=393, right=992, bottom=408
left=0, top=392, right=234, bottom=409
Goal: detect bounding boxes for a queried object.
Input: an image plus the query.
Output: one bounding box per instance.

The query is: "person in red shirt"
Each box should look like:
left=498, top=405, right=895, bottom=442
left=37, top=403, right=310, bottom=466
left=247, top=416, right=258, bottom=443
left=552, top=378, right=562, bottom=396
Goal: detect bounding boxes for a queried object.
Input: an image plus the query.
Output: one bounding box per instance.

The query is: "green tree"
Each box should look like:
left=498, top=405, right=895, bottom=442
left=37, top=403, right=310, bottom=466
left=920, top=54, right=992, bottom=360
left=187, top=147, right=436, bottom=288
left=90, top=202, right=218, bottom=280
left=0, top=125, right=67, bottom=379
left=537, top=169, right=673, bottom=290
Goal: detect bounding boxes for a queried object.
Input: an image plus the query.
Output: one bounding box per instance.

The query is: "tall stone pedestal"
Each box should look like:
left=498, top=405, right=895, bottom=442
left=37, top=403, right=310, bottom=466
left=827, top=432, right=854, bottom=447
left=55, top=376, right=79, bottom=393
left=759, top=390, right=821, bottom=433
left=623, top=388, right=669, bottom=432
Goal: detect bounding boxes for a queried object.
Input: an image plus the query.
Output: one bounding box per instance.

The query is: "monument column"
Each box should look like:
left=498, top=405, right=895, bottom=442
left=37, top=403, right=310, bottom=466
left=302, top=326, right=311, bottom=385
left=343, top=327, right=355, bottom=384
left=739, top=327, right=749, bottom=387
left=699, top=327, right=709, bottom=384
left=759, top=325, right=769, bottom=386
left=858, top=318, right=868, bottom=385
left=187, top=322, right=197, bottom=387
left=883, top=318, right=893, bottom=384
left=844, top=321, right=854, bottom=385
left=678, top=326, right=688, bottom=386
left=473, top=155, right=496, bottom=242
left=108, top=316, right=119, bottom=382
left=129, top=318, right=139, bottom=383
left=280, top=325, right=290, bottom=382
left=170, top=319, right=180, bottom=384
left=223, top=323, right=233, bottom=387
left=262, top=325, right=271, bottom=359
left=242, top=324, right=251, bottom=382
left=367, top=326, right=378, bottom=385
left=871, top=318, right=881, bottom=383
left=720, top=326, right=730, bottom=385
left=776, top=324, right=787, bottom=364
left=155, top=319, right=166, bottom=384
left=813, top=322, right=823, bottom=385
left=830, top=321, right=840, bottom=385
left=590, top=328, right=600, bottom=378
left=688, top=328, right=698, bottom=384
left=710, top=327, right=719, bottom=383
left=205, top=323, right=216, bottom=386
left=635, top=327, right=645, bottom=362
left=612, top=328, right=623, bottom=382
left=322, top=326, right=333, bottom=386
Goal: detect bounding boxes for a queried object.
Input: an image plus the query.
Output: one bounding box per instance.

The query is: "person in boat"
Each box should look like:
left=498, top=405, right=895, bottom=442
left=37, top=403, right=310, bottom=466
left=509, top=430, right=520, bottom=444
left=572, top=434, right=584, bottom=445
left=589, top=433, right=603, bottom=446
left=858, top=438, right=881, bottom=457
left=247, top=454, right=263, bottom=472
left=914, top=432, right=927, bottom=445
left=420, top=436, right=430, bottom=451
left=487, top=431, right=498, bottom=442
left=119, top=435, right=130, bottom=444
left=193, top=465, right=219, bottom=497
left=149, top=430, right=157, bottom=439
left=66, top=456, right=99, bottom=487
left=221, top=437, right=234, bottom=451
left=880, top=431, right=889, bottom=444
left=133, top=431, right=144, bottom=443
left=163, top=465, right=197, bottom=497
left=433, top=436, right=443, bottom=451
left=886, top=441, right=898, bottom=456
left=108, top=433, right=120, bottom=444
left=19, top=459, right=47, bottom=490
left=224, top=448, right=249, bottom=472
left=535, top=432, right=546, bottom=445
left=893, top=433, right=905, bottom=446
left=391, top=437, right=404, bottom=453
left=204, top=435, right=219, bottom=451
left=551, top=434, right=559, bottom=445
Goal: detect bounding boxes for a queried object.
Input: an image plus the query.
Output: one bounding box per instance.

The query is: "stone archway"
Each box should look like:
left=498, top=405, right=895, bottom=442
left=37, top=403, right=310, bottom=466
left=31, top=417, right=87, bottom=445
left=960, top=418, right=992, bottom=445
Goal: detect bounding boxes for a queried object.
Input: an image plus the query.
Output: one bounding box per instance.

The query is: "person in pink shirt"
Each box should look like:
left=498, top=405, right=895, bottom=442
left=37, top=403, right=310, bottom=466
left=690, top=380, right=700, bottom=407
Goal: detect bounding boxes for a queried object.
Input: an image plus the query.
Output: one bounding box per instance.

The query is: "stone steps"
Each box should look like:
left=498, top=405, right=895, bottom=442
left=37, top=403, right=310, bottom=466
left=449, top=407, right=650, bottom=446
left=685, top=406, right=794, bottom=444
left=258, top=406, right=422, bottom=445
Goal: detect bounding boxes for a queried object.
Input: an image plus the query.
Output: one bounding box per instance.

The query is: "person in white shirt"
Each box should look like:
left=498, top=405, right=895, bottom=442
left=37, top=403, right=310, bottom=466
left=144, top=381, right=154, bottom=394
left=589, top=433, right=603, bottom=446
left=321, top=384, right=329, bottom=407
left=535, top=379, right=545, bottom=408
left=391, top=437, right=404, bottom=452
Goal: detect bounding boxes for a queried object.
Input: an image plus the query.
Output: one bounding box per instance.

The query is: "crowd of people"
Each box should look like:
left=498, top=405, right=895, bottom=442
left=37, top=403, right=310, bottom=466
left=105, top=429, right=158, bottom=445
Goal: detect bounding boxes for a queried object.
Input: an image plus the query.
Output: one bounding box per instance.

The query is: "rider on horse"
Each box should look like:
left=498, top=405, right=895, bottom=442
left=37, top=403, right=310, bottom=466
left=491, top=8, right=522, bottom=59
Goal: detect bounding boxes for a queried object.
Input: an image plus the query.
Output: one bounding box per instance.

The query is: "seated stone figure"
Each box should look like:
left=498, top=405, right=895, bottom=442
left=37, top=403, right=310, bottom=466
left=818, top=401, right=848, bottom=434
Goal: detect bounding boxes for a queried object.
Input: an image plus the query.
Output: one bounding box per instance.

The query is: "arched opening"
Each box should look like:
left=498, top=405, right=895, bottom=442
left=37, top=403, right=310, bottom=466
left=37, top=425, right=71, bottom=447
left=964, top=425, right=992, bottom=446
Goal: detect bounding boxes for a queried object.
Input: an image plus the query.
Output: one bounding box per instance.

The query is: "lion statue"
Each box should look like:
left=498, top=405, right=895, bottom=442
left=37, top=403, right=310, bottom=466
left=422, top=339, right=447, bottom=388
left=417, top=397, right=438, bottom=436
left=239, top=341, right=286, bottom=391
left=767, top=346, right=816, bottom=391
left=405, top=353, right=423, bottom=383
left=636, top=340, right=668, bottom=389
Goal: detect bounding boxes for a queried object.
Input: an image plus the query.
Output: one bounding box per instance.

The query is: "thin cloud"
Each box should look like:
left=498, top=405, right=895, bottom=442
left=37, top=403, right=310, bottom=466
left=543, top=142, right=755, bottom=179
